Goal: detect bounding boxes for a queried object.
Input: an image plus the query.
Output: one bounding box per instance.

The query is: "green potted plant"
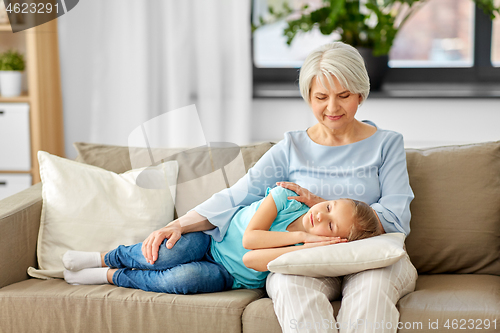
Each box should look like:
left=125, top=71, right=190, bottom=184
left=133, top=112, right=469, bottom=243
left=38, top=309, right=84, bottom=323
left=0, top=49, right=25, bottom=97
left=253, top=0, right=500, bottom=89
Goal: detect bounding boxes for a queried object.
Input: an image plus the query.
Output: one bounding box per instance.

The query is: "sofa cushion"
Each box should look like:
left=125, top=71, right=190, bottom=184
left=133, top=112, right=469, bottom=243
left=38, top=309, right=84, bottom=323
left=242, top=298, right=282, bottom=333
left=397, top=274, right=500, bottom=332
left=242, top=297, right=341, bottom=333
left=405, top=141, right=500, bottom=275
left=0, top=279, right=265, bottom=333
left=74, top=141, right=275, bottom=217
left=29, top=152, right=178, bottom=279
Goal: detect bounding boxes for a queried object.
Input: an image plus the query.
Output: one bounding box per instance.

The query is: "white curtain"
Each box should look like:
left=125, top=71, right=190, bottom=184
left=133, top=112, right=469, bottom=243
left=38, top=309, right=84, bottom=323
left=58, top=0, right=252, bottom=158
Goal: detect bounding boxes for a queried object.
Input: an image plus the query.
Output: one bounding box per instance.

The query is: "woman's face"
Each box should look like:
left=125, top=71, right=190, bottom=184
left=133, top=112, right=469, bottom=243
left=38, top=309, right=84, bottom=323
left=301, top=199, right=354, bottom=238
left=309, top=75, right=362, bottom=132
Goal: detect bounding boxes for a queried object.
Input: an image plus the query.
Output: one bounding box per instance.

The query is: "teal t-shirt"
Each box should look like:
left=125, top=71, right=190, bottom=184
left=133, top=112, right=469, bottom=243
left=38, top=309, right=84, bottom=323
left=210, top=186, right=309, bottom=289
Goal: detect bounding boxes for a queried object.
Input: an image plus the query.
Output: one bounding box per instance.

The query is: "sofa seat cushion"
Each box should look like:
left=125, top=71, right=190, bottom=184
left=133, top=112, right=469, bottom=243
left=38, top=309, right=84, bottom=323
left=0, top=279, right=265, bottom=333
left=398, top=274, right=500, bottom=332
left=242, top=297, right=342, bottom=333
left=241, top=275, right=500, bottom=333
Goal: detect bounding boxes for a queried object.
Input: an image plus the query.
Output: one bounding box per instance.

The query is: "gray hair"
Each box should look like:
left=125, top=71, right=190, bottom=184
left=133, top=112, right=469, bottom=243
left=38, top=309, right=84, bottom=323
left=299, top=42, right=370, bottom=106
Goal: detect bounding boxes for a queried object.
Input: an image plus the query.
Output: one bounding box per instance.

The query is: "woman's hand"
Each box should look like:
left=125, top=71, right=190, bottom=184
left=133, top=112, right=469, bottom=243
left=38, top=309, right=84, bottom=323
left=141, top=211, right=215, bottom=264
left=141, top=220, right=182, bottom=264
left=276, top=181, right=326, bottom=207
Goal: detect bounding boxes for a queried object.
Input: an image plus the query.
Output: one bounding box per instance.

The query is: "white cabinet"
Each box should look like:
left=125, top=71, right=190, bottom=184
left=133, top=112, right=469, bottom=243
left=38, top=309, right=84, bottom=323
left=0, top=103, right=32, bottom=199
left=0, top=103, right=31, bottom=171
left=0, top=174, right=32, bottom=201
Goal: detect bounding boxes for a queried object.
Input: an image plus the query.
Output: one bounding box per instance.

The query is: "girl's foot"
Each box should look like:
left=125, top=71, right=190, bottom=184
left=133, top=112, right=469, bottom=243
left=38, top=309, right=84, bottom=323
left=62, top=250, right=103, bottom=271
left=63, top=267, right=110, bottom=285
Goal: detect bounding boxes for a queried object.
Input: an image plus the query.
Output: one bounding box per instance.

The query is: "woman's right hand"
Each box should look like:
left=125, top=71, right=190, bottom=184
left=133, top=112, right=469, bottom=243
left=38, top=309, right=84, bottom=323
left=276, top=181, right=326, bottom=207
left=141, top=220, right=182, bottom=264
left=141, top=211, right=214, bottom=264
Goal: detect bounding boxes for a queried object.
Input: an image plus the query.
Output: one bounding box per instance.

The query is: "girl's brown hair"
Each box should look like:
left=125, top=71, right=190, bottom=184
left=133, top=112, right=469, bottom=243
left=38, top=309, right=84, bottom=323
left=345, top=199, right=383, bottom=241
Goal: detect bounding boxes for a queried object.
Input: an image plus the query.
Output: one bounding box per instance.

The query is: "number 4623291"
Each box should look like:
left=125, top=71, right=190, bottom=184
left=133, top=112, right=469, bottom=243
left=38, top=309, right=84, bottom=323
left=444, top=319, right=497, bottom=330
left=6, top=2, right=59, bottom=14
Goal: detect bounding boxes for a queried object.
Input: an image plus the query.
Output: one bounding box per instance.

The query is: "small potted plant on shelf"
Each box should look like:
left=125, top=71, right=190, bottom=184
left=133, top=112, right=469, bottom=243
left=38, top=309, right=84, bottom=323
left=0, top=49, right=25, bottom=97
left=253, top=0, right=500, bottom=90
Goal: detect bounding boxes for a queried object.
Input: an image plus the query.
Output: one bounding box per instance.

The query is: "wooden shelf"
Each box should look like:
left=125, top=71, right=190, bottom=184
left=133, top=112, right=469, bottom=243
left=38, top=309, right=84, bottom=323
left=0, top=24, right=30, bottom=32
left=0, top=91, right=29, bottom=102
left=0, top=20, right=64, bottom=185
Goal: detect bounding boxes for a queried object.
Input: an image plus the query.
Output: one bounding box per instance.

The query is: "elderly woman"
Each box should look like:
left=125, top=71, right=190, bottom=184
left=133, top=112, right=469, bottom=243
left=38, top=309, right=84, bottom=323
left=142, top=42, right=417, bottom=332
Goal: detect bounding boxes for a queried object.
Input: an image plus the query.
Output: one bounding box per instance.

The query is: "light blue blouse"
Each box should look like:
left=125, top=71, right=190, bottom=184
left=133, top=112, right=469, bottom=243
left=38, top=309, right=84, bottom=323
left=194, top=121, right=414, bottom=241
left=210, top=186, right=309, bottom=289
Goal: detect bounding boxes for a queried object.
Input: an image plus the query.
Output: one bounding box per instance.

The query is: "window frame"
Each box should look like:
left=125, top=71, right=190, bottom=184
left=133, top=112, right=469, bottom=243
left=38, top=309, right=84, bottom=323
left=252, top=4, right=500, bottom=90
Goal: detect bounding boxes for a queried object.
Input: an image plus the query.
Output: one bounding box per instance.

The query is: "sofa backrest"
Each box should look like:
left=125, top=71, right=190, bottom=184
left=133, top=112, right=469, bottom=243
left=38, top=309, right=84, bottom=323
left=74, top=141, right=500, bottom=276
left=73, top=142, right=275, bottom=217
left=405, top=141, right=500, bottom=275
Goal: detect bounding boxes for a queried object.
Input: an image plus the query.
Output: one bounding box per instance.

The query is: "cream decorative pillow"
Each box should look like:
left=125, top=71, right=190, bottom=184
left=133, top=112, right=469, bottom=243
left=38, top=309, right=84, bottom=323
left=28, top=151, right=178, bottom=279
left=267, top=233, right=406, bottom=277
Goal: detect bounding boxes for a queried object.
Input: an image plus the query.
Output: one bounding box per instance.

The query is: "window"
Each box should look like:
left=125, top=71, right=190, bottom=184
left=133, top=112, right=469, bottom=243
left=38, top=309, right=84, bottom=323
left=252, top=0, right=500, bottom=91
left=389, top=0, right=474, bottom=68
left=253, top=0, right=335, bottom=68
left=493, top=8, right=500, bottom=66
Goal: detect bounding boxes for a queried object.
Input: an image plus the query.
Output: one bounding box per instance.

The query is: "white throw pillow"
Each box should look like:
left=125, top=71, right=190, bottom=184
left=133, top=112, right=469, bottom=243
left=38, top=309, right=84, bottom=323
left=267, top=233, right=406, bottom=277
left=28, top=151, right=178, bottom=279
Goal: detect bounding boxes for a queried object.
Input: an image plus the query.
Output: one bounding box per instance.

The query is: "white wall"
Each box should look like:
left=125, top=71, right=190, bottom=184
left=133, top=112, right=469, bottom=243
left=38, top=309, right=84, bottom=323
left=251, top=98, right=500, bottom=148
left=62, top=96, right=499, bottom=159
left=58, top=2, right=96, bottom=159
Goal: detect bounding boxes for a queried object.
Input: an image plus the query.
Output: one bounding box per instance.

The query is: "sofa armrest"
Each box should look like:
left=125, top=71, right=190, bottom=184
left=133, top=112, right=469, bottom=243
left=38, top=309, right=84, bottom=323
left=0, top=183, right=42, bottom=288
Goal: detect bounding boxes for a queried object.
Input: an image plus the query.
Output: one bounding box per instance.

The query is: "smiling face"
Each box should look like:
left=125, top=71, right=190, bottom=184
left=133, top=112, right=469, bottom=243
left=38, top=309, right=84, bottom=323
left=309, top=75, right=362, bottom=133
left=301, top=199, right=356, bottom=238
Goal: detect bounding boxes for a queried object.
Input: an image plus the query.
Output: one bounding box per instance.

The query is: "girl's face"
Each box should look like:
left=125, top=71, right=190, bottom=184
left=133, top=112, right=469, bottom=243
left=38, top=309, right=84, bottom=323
left=309, top=75, right=362, bottom=133
left=301, top=199, right=354, bottom=238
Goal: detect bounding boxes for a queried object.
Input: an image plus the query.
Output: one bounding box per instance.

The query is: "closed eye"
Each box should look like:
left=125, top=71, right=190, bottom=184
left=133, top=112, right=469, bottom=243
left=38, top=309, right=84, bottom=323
left=338, top=90, right=350, bottom=98
left=329, top=222, right=332, bottom=231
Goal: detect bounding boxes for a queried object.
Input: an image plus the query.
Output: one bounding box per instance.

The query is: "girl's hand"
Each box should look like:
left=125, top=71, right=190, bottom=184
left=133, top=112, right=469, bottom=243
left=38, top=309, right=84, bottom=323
left=276, top=181, right=326, bottom=207
left=302, top=232, right=347, bottom=244
left=301, top=238, right=347, bottom=248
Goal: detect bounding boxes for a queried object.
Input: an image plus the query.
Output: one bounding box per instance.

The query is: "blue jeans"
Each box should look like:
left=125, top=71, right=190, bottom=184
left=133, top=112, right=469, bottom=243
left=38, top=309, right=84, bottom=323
left=104, top=232, right=234, bottom=294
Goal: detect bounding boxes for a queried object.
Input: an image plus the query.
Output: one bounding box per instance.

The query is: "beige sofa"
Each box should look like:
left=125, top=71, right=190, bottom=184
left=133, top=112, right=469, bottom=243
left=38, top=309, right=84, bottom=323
left=0, top=141, right=499, bottom=333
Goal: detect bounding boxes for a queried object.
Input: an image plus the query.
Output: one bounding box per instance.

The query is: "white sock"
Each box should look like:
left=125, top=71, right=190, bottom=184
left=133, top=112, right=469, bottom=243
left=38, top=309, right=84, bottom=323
left=63, top=268, right=110, bottom=285
left=62, top=250, right=102, bottom=271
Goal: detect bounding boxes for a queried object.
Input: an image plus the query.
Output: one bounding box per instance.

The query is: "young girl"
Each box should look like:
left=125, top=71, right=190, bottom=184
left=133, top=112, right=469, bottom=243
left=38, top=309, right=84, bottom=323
left=62, top=186, right=382, bottom=294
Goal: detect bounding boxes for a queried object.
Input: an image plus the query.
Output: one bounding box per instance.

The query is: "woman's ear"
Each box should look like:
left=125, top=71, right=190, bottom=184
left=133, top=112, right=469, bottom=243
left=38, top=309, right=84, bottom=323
left=358, top=94, right=363, bottom=105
